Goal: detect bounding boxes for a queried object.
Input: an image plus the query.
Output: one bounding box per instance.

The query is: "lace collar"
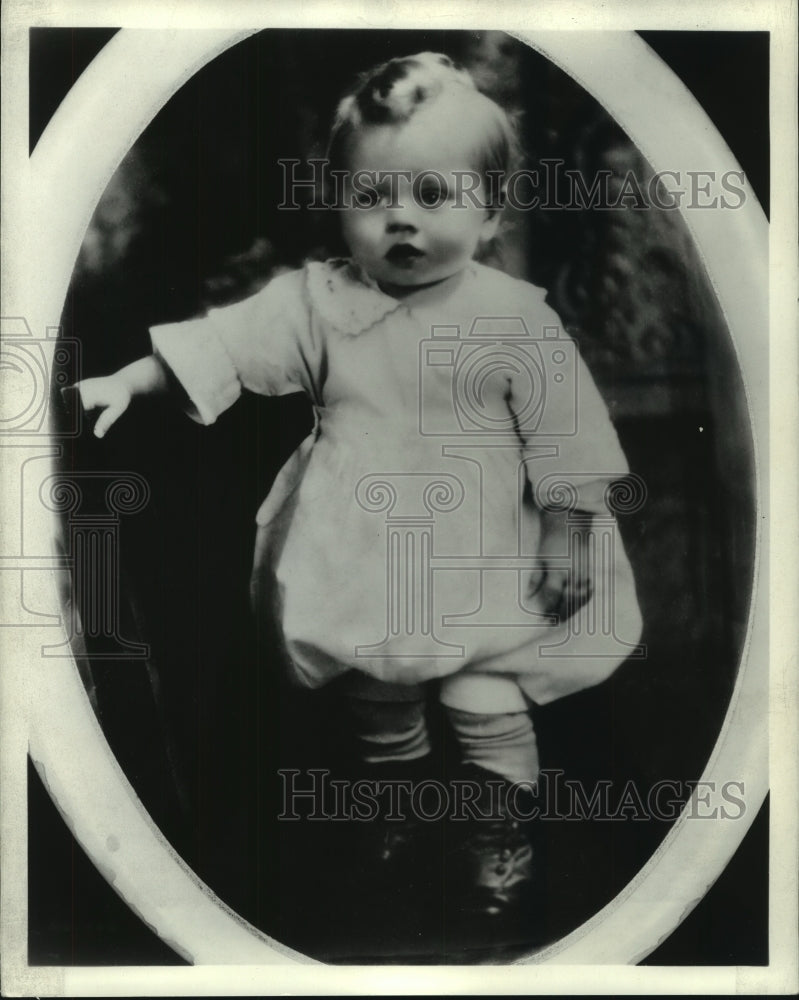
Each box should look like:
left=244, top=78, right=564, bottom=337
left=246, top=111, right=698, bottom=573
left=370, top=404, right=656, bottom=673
left=304, top=257, right=479, bottom=336
left=305, top=258, right=405, bottom=336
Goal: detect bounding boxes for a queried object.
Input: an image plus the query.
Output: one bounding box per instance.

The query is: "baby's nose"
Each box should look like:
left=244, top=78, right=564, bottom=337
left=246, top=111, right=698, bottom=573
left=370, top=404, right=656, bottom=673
left=386, top=219, right=418, bottom=234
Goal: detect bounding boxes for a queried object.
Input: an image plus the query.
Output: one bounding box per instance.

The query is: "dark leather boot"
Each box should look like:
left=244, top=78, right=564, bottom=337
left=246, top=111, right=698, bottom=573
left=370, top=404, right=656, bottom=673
left=445, top=763, right=538, bottom=928
left=347, top=756, right=442, bottom=876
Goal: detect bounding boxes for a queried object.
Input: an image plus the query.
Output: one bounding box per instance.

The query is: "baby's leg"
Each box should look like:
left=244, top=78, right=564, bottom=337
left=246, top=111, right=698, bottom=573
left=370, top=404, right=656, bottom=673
left=338, top=672, right=430, bottom=765
left=439, top=673, right=538, bottom=786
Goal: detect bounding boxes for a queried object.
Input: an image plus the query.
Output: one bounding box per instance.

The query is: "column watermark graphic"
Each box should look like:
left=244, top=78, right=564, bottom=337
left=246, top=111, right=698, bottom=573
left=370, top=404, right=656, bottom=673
left=355, top=473, right=466, bottom=659
left=39, top=472, right=150, bottom=659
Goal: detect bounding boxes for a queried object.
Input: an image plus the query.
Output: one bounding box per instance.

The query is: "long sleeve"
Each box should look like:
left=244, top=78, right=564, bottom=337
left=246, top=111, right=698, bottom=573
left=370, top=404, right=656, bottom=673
left=505, top=289, right=629, bottom=515
left=150, top=268, right=323, bottom=425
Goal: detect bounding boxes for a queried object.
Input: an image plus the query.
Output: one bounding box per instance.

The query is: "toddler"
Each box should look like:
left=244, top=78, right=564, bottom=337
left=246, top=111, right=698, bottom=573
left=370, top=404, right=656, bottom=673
left=77, top=53, right=641, bottom=919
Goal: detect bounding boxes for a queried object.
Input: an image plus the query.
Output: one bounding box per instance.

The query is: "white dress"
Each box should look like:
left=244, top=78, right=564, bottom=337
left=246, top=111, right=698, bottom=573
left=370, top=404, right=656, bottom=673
left=151, top=258, right=642, bottom=705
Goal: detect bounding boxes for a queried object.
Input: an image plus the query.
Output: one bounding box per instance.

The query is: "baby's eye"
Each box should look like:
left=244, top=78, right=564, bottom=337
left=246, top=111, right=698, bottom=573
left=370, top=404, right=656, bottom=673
left=416, top=179, right=450, bottom=208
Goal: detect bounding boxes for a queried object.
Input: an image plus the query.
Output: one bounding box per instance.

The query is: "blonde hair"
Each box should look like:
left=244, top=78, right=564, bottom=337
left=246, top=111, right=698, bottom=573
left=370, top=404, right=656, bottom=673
left=327, top=52, right=521, bottom=186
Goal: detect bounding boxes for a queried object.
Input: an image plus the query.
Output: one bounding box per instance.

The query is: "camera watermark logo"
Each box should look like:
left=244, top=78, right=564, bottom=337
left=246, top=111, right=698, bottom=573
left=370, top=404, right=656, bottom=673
left=0, top=317, right=81, bottom=437
left=419, top=318, right=577, bottom=438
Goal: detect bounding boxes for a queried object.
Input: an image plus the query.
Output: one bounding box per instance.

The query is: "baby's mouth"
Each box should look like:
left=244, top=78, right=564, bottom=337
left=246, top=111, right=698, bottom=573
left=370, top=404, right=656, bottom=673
left=385, top=243, right=425, bottom=266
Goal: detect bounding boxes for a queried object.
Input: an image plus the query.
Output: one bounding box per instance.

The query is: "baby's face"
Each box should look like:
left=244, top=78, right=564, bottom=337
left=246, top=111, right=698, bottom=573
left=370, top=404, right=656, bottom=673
left=339, top=100, right=500, bottom=296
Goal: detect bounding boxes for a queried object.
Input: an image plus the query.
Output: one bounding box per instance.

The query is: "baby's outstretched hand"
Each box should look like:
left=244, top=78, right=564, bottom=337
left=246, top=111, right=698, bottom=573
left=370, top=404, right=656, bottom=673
left=71, top=355, right=170, bottom=438
left=74, top=376, right=132, bottom=438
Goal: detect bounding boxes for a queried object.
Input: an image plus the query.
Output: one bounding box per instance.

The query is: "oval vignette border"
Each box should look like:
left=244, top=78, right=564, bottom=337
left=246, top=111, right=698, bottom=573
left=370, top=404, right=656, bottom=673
left=23, top=27, right=768, bottom=966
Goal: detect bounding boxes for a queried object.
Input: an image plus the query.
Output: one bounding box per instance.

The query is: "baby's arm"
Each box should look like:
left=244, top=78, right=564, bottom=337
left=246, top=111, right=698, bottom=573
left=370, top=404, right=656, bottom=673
left=75, top=268, right=321, bottom=439
left=506, top=289, right=630, bottom=622
left=75, top=354, right=170, bottom=438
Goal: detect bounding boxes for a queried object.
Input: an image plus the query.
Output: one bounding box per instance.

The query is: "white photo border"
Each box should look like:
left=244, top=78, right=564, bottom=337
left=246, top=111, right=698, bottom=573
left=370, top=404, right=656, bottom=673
left=1, top=1, right=797, bottom=996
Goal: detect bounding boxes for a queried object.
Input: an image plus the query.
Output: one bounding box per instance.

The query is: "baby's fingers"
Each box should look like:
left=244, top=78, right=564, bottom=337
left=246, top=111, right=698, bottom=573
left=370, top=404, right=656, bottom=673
left=93, top=403, right=126, bottom=439
left=536, top=567, right=593, bottom=619
left=71, top=378, right=131, bottom=437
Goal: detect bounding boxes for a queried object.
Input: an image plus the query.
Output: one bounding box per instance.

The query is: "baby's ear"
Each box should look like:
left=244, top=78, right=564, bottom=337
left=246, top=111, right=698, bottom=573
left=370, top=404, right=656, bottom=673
left=480, top=205, right=502, bottom=243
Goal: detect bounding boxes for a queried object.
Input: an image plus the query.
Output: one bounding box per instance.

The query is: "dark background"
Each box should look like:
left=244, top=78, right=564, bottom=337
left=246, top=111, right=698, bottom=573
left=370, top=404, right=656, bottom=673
left=29, top=28, right=767, bottom=965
